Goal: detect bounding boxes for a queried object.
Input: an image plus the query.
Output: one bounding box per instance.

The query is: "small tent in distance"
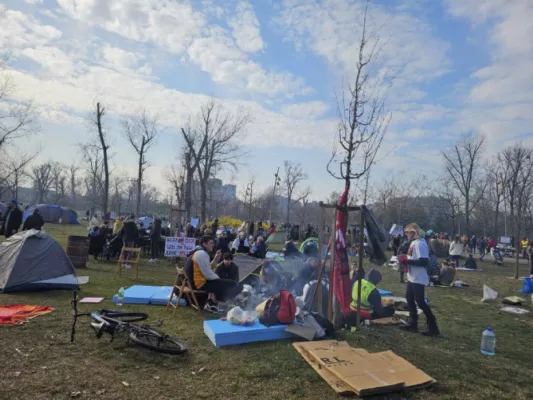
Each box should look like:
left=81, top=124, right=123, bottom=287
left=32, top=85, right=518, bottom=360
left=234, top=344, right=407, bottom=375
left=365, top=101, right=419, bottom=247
left=23, top=204, right=79, bottom=225
left=0, top=230, right=79, bottom=293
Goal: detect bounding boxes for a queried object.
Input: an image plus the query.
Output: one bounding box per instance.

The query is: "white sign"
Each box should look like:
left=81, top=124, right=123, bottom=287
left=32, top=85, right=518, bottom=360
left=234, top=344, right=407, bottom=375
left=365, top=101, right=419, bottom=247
left=500, top=236, right=512, bottom=245
left=389, top=224, right=404, bottom=236
left=191, top=218, right=199, bottom=228
left=165, top=237, right=197, bottom=257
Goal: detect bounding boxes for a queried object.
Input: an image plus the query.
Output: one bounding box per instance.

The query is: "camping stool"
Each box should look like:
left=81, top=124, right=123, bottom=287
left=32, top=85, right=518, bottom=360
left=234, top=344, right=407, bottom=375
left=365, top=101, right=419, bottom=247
left=117, top=247, right=142, bottom=279
left=166, top=267, right=205, bottom=314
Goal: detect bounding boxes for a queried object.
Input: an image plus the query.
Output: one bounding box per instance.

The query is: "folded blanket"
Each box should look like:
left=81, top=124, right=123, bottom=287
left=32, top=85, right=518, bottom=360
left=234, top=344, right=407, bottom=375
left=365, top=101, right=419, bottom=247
left=0, top=305, right=54, bottom=326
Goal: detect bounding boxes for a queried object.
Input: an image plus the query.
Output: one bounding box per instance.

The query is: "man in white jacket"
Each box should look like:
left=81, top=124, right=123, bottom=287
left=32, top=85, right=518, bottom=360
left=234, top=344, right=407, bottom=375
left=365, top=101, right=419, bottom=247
left=184, top=235, right=242, bottom=313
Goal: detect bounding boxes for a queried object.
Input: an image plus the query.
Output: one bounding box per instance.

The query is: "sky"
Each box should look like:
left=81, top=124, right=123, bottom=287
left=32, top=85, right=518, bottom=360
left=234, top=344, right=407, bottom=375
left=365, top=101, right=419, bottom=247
left=1, top=0, right=532, bottom=202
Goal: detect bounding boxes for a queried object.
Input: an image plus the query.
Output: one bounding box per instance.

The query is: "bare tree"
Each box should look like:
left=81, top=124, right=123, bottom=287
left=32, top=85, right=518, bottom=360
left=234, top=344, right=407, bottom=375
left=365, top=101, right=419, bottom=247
left=181, top=99, right=250, bottom=221
left=86, top=102, right=111, bottom=215
left=244, top=174, right=257, bottom=221
left=50, top=162, right=67, bottom=204
left=326, top=2, right=391, bottom=196
left=122, top=109, right=159, bottom=216
left=0, top=151, right=35, bottom=200
left=30, top=162, right=54, bottom=203
left=166, top=164, right=187, bottom=212
left=110, top=173, right=128, bottom=215
left=283, top=161, right=311, bottom=223
left=67, top=165, right=81, bottom=208
left=81, top=144, right=104, bottom=214
left=499, top=145, right=533, bottom=279
left=442, top=133, right=486, bottom=235
left=0, top=54, right=39, bottom=152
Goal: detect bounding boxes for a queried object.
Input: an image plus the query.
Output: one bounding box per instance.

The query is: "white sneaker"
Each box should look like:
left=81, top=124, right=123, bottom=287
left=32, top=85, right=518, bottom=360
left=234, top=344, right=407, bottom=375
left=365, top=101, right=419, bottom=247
left=148, top=259, right=155, bottom=263
left=204, top=302, right=224, bottom=314
left=124, top=264, right=132, bottom=269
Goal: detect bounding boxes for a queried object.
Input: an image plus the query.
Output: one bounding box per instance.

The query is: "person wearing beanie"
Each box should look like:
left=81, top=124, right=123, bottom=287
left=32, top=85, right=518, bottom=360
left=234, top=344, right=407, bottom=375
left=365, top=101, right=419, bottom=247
left=347, top=268, right=395, bottom=325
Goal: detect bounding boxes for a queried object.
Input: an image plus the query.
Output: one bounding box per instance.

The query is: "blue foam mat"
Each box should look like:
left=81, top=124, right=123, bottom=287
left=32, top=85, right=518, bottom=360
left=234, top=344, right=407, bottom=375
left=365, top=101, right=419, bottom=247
left=112, top=285, right=178, bottom=305
left=204, top=319, right=293, bottom=347
left=378, top=288, right=393, bottom=296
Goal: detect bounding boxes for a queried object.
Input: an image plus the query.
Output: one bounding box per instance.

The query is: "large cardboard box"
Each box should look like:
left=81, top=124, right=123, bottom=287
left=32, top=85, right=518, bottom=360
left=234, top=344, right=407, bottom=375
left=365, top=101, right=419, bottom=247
left=293, top=340, right=435, bottom=396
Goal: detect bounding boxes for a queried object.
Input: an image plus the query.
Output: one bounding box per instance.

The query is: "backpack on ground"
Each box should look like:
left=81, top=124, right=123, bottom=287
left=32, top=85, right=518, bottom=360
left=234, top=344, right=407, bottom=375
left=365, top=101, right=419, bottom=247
left=259, top=289, right=296, bottom=326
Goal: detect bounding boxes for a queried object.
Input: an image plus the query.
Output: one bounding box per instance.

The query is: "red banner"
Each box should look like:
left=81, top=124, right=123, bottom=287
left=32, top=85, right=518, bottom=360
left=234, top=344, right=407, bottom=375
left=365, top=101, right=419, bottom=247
left=332, top=187, right=352, bottom=316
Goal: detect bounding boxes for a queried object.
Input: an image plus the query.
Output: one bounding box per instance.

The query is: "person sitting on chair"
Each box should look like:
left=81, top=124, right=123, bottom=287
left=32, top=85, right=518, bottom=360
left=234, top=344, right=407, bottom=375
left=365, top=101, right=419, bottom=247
left=184, top=235, right=242, bottom=314
left=249, top=236, right=267, bottom=259
left=346, top=268, right=395, bottom=325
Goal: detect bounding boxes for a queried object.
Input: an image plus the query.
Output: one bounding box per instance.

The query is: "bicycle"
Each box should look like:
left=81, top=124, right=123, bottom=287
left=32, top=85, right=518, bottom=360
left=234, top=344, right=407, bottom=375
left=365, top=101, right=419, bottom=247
left=70, top=291, right=187, bottom=355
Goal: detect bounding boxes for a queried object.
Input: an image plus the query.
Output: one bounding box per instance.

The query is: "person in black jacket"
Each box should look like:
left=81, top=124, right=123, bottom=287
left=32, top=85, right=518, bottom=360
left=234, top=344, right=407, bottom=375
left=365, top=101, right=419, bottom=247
left=119, top=218, right=139, bottom=267
left=149, top=218, right=162, bottom=262
left=23, top=208, right=45, bottom=231
left=2, top=200, right=23, bottom=238
left=215, top=253, right=239, bottom=282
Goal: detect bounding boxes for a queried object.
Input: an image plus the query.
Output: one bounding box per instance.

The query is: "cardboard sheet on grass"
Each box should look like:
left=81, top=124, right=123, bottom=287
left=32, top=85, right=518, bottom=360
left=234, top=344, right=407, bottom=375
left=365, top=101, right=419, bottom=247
left=294, top=340, right=435, bottom=396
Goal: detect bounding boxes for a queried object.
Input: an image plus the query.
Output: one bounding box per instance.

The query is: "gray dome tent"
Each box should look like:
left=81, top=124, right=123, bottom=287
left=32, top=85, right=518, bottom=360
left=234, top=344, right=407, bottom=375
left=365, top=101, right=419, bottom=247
left=0, top=230, right=79, bottom=293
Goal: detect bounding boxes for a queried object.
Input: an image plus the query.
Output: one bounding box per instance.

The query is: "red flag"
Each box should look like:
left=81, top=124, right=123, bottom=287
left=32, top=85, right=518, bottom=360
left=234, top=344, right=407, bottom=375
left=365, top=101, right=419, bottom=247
left=331, top=186, right=352, bottom=316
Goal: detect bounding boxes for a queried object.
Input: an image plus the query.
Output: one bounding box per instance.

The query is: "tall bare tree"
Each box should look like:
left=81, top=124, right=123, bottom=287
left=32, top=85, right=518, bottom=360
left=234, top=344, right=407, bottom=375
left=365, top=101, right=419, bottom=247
left=166, top=164, right=187, bottom=212
left=326, top=2, right=390, bottom=196
left=86, top=102, right=111, bottom=214
left=499, top=145, right=533, bottom=279
left=244, top=174, right=257, bottom=221
left=67, top=165, right=81, bottom=208
left=283, top=161, right=311, bottom=223
left=181, top=99, right=250, bottom=221
left=81, top=144, right=104, bottom=213
left=442, top=133, right=486, bottom=235
left=1, top=151, right=35, bottom=200
left=50, top=162, right=67, bottom=204
left=30, top=162, right=54, bottom=203
left=0, top=54, right=39, bottom=152
left=123, top=109, right=159, bottom=216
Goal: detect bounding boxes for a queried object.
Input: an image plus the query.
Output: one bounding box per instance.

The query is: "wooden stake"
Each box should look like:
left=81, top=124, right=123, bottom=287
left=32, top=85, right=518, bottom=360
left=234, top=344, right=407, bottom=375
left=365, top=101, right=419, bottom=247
left=327, top=211, right=337, bottom=321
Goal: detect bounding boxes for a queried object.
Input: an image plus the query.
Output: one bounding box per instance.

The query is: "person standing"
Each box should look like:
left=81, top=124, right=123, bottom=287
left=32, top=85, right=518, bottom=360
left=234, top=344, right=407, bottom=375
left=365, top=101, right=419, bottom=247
left=449, top=235, right=463, bottom=268
left=22, top=208, right=45, bottom=231
left=398, top=223, right=440, bottom=336
left=2, top=200, right=23, bottom=238
left=149, top=218, right=162, bottom=263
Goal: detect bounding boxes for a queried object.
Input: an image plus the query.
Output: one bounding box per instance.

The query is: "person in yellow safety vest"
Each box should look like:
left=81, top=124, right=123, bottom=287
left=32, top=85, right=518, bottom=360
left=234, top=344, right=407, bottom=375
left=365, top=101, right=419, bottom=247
left=521, top=238, right=529, bottom=259
left=347, top=268, right=395, bottom=325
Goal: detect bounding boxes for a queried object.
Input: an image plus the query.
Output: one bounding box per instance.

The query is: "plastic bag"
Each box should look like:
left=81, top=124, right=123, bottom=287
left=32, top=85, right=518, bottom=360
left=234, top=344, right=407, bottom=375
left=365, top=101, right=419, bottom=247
left=227, top=306, right=256, bottom=326
left=482, top=284, right=498, bottom=302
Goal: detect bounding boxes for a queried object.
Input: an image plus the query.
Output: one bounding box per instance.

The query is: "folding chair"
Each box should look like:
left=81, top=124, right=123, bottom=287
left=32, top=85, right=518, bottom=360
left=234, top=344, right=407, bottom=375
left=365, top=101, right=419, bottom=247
left=117, top=247, right=142, bottom=279
left=166, top=267, right=205, bottom=314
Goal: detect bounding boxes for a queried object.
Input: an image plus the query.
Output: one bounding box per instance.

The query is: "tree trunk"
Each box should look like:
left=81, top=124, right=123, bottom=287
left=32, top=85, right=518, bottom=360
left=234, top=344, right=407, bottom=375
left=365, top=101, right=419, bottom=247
left=200, top=180, right=207, bottom=222
left=515, top=225, right=520, bottom=279
left=286, top=195, right=291, bottom=224
left=465, top=197, right=470, bottom=235
left=97, top=103, right=109, bottom=215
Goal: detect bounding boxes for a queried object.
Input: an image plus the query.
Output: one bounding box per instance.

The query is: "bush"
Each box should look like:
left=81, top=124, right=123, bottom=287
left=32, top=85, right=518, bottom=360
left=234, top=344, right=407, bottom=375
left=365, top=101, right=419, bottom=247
left=203, top=216, right=243, bottom=230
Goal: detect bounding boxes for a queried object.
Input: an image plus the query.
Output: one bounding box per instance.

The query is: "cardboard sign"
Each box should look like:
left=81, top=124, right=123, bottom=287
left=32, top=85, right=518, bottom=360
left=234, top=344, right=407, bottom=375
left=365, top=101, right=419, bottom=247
left=390, top=224, right=404, bottom=235
left=500, top=236, right=511, bottom=244
left=164, top=237, right=196, bottom=257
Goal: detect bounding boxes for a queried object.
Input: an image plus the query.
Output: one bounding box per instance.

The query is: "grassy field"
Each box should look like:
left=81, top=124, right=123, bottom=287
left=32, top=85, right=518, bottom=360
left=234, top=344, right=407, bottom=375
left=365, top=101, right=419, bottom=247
left=2, top=224, right=533, bottom=400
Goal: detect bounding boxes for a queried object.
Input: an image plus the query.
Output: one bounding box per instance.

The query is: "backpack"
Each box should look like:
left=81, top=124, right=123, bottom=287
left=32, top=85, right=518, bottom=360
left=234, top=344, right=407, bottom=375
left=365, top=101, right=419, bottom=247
left=259, top=289, right=296, bottom=326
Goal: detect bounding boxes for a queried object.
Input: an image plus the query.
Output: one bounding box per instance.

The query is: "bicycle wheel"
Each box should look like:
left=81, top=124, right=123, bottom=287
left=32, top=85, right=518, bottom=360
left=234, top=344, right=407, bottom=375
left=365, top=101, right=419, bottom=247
left=129, top=329, right=188, bottom=355
left=100, top=310, right=148, bottom=323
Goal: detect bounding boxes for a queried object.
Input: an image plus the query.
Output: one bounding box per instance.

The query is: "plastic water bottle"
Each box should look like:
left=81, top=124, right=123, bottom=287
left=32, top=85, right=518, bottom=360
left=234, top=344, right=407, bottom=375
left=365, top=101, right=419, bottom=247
left=117, top=287, right=125, bottom=307
left=481, top=327, right=496, bottom=356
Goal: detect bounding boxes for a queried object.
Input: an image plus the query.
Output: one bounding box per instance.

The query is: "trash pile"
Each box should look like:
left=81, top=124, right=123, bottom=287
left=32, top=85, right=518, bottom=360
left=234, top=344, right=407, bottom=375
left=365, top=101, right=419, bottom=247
left=294, top=340, right=435, bottom=396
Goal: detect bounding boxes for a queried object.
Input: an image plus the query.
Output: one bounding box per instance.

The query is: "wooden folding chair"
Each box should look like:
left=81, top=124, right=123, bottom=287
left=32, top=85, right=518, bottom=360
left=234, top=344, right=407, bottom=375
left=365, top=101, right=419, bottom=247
left=166, top=267, right=205, bottom=314
left=117, top=247, right=142, bottom=279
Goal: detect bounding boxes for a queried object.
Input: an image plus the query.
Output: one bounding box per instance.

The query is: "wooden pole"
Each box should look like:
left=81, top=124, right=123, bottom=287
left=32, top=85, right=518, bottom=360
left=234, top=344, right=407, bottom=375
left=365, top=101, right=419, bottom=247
left=317, top=206, right=325, bottom=315
left=327, top=211, right=337, bottom=321
left=355, top=209, right=365, bottom=327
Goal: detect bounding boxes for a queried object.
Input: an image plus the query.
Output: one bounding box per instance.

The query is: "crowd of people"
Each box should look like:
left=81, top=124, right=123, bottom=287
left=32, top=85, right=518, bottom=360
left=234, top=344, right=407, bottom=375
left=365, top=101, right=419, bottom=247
left=0, top=200, right=45, bottom=238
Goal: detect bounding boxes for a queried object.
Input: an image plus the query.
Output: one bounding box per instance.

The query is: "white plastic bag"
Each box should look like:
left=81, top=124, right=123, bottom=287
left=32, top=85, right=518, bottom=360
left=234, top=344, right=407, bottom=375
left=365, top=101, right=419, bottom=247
left=482, top=284, right=498, bottom=302
left=227, top=306, right=257, bottom=326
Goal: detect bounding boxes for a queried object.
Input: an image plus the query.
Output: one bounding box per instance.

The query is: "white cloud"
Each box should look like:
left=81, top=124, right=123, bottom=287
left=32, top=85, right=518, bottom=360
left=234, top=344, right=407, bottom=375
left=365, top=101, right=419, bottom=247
left=0, top=6, right=62, bottom=48
left=445, top=0, right=533, bottom=148
left=281, top=101, right=329, bottom=119
left=228, top=0, right=264, bottom=53
left=24, top=0, right=43, bottom=4
left=55, top=0, right=309, bottom=97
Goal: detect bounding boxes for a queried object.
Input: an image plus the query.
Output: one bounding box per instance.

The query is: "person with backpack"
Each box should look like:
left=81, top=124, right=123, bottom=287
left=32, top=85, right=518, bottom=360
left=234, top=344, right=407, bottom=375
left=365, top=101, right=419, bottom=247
left=397, top=223, right=440, bottom=337
left=184, top=235, right=242, bottom=314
